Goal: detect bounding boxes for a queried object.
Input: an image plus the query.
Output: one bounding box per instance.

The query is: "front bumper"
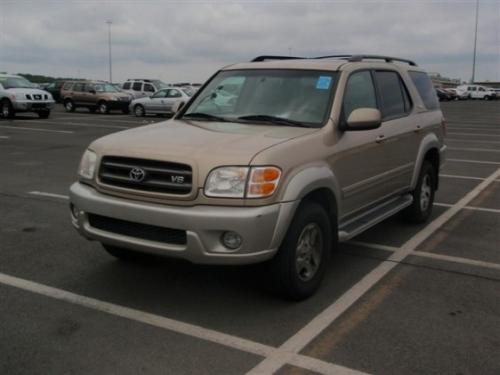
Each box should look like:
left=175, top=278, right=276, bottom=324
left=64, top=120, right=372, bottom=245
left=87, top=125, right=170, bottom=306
left=69, top=182, right=297, bottom=265
left=12, top=100, right=55, bottom=112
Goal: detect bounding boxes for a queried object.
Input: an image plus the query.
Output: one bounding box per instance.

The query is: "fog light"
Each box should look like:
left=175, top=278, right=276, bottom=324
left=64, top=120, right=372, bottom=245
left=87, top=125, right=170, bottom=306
left=221, top=231, right=242, bottom=250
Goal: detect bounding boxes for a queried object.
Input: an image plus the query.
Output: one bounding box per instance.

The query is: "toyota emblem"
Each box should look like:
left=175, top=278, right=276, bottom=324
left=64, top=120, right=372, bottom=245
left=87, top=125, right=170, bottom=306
left=129, top=167, right=146, bottom=182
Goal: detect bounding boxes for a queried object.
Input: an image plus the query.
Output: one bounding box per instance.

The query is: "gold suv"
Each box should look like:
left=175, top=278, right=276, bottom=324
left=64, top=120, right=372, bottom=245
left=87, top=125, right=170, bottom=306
left=61, top=81, right=131, bottom=114
left=70, top=55, right=446, bottom=299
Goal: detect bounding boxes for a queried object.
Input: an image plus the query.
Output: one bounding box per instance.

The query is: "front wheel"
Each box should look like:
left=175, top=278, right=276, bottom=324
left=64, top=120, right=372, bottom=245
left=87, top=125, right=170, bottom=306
left=403, top=161, right=436, bottom=223
left=269, top=202, right=332, bottom=300
left=37, top=110, right=50, bottom=119
left=1, top=99, right=15, bottom=118
left=134, top=104, right=145, bottom=117
left=64, top=99, right=75, bottom=112
left=98, top=101, right=109, bottom=114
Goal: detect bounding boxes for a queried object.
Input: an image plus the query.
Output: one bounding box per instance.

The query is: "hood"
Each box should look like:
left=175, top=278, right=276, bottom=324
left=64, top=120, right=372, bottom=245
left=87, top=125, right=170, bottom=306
left=131, top=96, right=151, bottom=104
left=90, top=119, right=316, bottom=185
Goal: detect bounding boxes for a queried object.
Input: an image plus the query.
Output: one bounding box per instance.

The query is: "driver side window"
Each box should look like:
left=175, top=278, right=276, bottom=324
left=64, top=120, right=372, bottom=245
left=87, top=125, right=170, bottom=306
left=343, top=71, right=377, bottom=119
left=152, top=90, right=167, bottom=98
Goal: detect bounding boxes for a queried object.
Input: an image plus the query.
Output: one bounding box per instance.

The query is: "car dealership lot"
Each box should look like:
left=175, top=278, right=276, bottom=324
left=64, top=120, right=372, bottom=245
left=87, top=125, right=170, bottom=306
left=0, top=102, right=499, bottom=375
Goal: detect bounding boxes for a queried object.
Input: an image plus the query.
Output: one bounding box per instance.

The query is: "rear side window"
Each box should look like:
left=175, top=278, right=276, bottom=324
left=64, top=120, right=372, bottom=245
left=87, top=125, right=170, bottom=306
left=123, top=82, right=131, bottom=90
left=374, top=71, right=411, bottom=119
left=73, top=83, right=84, bottom=92
left=62, top=82, right=73, bottom=90
left=409, top=71, right=439, bottom=110
left=343, top=71, right=377, bottom=118
left=132, top=82, right=142, bottom=91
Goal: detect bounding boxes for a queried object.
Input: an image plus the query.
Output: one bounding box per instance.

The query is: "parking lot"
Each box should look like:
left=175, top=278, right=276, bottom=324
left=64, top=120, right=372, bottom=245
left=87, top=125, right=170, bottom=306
left=0, top=101, right=499, bottom=375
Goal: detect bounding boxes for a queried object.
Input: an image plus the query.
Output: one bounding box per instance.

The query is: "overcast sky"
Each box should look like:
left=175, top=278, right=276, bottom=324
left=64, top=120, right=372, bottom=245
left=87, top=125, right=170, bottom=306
left=0, top=0, right=498, bottom=84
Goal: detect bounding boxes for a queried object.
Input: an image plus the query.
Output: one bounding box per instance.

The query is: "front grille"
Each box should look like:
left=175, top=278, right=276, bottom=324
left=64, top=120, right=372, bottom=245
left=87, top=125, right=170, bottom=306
left=88, top=213, right=187, bottom=245
left=99, top=156, right=192, bottom=195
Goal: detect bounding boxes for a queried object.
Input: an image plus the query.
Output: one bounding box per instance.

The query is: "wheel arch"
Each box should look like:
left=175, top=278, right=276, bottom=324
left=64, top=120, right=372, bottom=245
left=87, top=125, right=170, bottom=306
left=411, top=134, right=441, bottom=191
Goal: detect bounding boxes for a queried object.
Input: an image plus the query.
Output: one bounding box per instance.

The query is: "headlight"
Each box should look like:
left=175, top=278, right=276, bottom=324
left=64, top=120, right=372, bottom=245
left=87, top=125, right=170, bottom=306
left=205, top=167, right=248, bottom=198
left=78, top=150, right=97, bottom=179
left=204, top=166, right=281, bottom=198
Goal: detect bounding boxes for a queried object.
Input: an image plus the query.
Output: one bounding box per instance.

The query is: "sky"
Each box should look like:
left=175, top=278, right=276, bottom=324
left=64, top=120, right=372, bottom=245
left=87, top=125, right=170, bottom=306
left=0, top=0, right=498, bottom=84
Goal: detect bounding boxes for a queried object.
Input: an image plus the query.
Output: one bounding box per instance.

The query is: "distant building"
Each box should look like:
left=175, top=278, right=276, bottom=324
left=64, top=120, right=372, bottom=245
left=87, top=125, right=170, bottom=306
left=473, top=81, right=500, bottom=88
left=429, top=73, right=462, bottom=88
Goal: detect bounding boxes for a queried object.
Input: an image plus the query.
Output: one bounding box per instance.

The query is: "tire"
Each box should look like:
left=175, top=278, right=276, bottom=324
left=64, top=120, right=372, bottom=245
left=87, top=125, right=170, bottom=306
left=484, top=96, right=490, bottom=101
left=37, top=110, right=50, bottom=119
left=1, top=99, right=15, bottom=118
left=102, top=244, right=146, bottom=261
left=269, top=202, right=333, bottom=300
left=134, top=104, right=145, bottom=117
left=403, top=161, right=436, bottom=223
left=98, top=101, right=109, bottom=114
left=64, top=99, right=75, bottom=112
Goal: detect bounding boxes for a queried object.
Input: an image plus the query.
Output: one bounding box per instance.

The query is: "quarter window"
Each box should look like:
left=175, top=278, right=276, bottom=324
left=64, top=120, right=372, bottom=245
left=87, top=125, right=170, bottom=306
left=374, top=71, right=411, bottom=119
left=343, top=71, right=377, bottom=119
left=409, top=71, right=439, bottom=110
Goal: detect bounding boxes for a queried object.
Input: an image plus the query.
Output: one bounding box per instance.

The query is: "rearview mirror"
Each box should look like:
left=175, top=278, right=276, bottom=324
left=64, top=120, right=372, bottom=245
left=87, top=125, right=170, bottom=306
left=344, top=108, right=381, bottom=131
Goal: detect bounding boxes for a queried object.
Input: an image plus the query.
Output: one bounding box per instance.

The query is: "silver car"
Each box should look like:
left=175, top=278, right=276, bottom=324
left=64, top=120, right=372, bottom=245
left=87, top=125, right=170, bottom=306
left=0, top=74, right=55, bottom=118
left=129, top=87, right=193, bottom=117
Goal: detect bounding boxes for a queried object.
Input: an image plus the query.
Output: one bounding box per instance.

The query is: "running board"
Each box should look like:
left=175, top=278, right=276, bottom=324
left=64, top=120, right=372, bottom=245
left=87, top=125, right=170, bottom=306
left=338, top=194, right=413, bottom=242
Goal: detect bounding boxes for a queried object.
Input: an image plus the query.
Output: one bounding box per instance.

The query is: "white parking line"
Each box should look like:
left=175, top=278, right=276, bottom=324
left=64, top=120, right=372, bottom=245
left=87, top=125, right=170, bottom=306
left=0, top=272, right=366, bottom=375
left=447, top=158, right=500, bottom=165
left=28, top=191, right=69, bottom=200
left=440, top=174, right=485, bottom=181
left=0, top=125, right=74, bottom=134
left=13, top=120, right=131, bottom=130
left=247, top=167, right=500, bottom=375
left=448, top=147, right=500, bottom=153
left=412, top=251, right=500, bottom=271
left=447, top=132, right=500, bottom=137
left=0, top=135, right=10, bottom=139
left=446, top=138, right=500, bottom=145
left=447, top=127, right=500, bottom=132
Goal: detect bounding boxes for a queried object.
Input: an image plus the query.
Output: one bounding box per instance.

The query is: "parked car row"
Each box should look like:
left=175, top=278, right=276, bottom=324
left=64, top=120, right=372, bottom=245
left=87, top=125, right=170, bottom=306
left=436, top=84, right=498, bottom=101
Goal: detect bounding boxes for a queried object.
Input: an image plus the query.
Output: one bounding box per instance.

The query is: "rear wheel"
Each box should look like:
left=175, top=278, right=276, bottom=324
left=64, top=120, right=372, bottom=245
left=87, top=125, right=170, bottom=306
left=403, top=161, right=436, bottom=223
left=64, top=99, right=75, bottom=112
left=269, top=202, right=332, bottom=300
left=1, top=99, right=15, bottom=118
left=37, top=110, right=50, bottom=119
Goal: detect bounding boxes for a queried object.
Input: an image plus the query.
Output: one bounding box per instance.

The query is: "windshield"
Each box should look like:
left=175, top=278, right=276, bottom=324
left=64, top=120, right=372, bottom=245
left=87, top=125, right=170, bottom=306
left=183, top=69, right=337, bottom=127
left=94, top=83, right=119, bottom=92
left=182, top=87, right=195, bottom=97
left=0, top=77, right=34, bottom=89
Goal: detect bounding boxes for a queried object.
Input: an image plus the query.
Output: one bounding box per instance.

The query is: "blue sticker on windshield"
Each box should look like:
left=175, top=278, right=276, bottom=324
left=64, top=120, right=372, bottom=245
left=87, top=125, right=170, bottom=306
left=316, top=76, right=332, bottom=90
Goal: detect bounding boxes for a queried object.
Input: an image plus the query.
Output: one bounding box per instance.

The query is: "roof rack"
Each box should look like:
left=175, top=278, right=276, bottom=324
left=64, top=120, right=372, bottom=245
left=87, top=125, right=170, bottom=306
left=251, top=55, right=305, bottom=62
left=250, top=54, right=417, bottom=66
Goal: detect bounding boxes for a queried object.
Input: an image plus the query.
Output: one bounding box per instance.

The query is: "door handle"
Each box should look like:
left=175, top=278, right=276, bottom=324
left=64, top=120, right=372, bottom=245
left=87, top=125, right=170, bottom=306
left=414, top=125, right=422, bottom=133
left=375, top=135, right=386, bottom=143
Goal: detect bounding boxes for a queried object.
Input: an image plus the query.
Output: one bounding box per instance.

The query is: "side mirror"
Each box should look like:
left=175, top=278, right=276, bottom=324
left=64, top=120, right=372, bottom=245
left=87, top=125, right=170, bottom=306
left=344, top=108, right=381, bottom=131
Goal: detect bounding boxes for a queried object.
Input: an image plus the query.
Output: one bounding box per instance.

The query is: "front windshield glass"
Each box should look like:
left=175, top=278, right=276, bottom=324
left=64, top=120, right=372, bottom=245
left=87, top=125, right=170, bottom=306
left=153, top=80, right=170, bottom=89
left=0, top=77, right=34, bottom=89
left=94, top=83, right=119, bottom=92
left=183, top=69, right=337, bottom=127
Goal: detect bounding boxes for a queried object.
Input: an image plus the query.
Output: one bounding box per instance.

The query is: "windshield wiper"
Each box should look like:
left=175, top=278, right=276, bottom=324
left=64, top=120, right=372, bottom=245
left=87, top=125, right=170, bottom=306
left=182, top=112, right=229, bottom=122
left=237, top=115, right=310, bottom=128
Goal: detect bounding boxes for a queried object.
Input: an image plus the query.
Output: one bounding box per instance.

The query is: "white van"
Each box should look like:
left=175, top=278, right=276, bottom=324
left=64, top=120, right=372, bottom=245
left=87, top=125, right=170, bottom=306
left=456, top=85, right=497, bottom=100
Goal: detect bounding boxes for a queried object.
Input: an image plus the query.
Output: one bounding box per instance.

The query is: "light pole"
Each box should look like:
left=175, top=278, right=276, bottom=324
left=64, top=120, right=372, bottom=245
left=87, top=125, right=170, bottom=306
left=106, top=20, right=113, bottom=83
left=471, top=0, right=479, bottom=83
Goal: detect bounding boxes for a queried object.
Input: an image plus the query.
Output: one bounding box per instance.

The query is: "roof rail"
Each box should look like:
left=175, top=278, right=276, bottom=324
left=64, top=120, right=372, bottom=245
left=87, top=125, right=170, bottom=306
left=250, top=54, right=417, bottom=66
left=251, top=55, right=306, bottom=62
left=314, top=54, right=417, bottom=66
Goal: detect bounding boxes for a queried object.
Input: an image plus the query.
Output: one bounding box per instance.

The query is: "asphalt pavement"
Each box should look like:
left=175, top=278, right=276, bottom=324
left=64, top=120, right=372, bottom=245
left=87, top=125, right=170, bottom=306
left=0, top=101, right=499, bottom=375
